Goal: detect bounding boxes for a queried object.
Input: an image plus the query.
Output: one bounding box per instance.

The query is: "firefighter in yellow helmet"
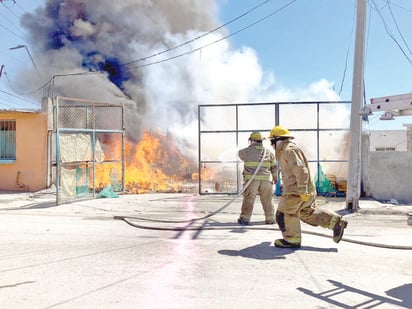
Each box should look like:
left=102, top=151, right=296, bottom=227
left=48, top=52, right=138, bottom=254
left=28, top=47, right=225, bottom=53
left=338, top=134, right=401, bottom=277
left=268, top=126, right=347, bottom=248
left=237, top=131, right=277, bottom=225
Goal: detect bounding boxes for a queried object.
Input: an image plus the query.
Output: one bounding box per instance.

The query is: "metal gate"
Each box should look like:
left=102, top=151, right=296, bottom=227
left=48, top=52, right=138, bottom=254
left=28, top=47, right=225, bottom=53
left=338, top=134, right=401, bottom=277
left=51, top=96, right=125, bottom=205
left=198, top=101, right=351, bottom=195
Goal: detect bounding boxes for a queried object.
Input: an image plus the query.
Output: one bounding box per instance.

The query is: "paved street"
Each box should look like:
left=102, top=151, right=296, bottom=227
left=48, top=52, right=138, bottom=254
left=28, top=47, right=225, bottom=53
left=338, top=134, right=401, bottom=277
left=0, top=192, right=411, bottom=308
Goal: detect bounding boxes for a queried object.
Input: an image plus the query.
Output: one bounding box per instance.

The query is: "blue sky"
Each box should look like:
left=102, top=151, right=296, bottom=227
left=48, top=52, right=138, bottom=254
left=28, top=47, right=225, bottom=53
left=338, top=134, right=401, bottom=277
left=1, top=0, right=411, bottom=130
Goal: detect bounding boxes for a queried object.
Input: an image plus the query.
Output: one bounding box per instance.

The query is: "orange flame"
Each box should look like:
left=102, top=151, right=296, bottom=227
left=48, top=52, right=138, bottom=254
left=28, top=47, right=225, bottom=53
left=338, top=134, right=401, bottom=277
left=95, top=130, right=197, bottom=193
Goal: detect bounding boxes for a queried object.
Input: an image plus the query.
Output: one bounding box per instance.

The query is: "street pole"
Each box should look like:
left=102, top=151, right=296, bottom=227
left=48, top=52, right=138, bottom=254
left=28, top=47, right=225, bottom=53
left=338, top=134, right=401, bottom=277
left=346, top=0, right=367, bottom=211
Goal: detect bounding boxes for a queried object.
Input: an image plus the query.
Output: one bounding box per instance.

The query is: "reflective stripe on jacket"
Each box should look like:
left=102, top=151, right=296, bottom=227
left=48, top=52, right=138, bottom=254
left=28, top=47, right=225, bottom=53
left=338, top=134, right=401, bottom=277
left=275, top=140, right=315, bottom=194
left=238, top=142, right=277, bottom=181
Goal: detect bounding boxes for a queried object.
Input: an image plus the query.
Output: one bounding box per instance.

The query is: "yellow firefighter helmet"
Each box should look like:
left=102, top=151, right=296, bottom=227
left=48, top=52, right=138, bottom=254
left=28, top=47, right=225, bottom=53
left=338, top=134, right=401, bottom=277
left=249, top=131, right=263, bottom=142
left=269, top=126, right=294, bottom=139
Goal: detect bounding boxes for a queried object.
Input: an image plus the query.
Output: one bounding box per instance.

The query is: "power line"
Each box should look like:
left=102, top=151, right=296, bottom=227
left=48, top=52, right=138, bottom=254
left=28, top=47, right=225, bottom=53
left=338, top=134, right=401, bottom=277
left=123, top=0, right=298, bottom=72
left=370, top=0, right=412, bottom=65
left=3, top=70, right=49, bottom=96
left=0, top=8, right=24, bottom=35
left=2, top=0, right=21, bottom=19
left=338, top=2, right=357, bottom=96
left=387, top=1, right=412, bottom=56
left=0, top=88, right=40, bottom=108
left=384, top=0, right=412, bottom=13
left=0, top=20, right=26, bottom=41
left=13, top=0, right=25, bottom=12
left=121, top=0, right=272, bottom=67
left=0, top=0, right=16, bottom=9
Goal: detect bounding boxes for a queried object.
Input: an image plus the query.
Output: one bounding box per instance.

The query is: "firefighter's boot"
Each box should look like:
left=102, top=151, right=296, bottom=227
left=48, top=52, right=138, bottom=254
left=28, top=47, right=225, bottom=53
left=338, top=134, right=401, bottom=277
left=237, top=218, right=250, bottom=225
left=333, top=218, right=348, bottom=243
left=274, top=239, right=301, bottom=248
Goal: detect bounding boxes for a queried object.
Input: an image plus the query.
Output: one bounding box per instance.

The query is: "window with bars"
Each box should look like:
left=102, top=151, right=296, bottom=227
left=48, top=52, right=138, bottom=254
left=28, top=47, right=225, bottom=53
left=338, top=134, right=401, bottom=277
left=0, top=120, right=16, bottom=160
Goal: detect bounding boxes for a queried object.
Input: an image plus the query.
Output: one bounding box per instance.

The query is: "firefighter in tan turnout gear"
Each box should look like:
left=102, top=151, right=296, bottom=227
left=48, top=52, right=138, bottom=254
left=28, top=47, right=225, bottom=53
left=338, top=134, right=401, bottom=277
left=269, top=126, right=348, bottom=248
left=238, top=132, right=277, bottom=225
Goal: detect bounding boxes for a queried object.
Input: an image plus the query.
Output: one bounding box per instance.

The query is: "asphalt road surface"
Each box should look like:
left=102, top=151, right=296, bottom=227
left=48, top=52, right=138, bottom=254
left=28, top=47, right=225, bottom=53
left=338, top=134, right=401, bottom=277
left=0, top=193, right=411, bottom=308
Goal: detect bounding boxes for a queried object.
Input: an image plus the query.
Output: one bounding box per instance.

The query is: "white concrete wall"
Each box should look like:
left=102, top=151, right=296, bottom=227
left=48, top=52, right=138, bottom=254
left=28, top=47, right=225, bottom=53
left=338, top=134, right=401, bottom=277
left=369, top=130, right=407, bottom=151
left=362, top=151, right=412, bottom=203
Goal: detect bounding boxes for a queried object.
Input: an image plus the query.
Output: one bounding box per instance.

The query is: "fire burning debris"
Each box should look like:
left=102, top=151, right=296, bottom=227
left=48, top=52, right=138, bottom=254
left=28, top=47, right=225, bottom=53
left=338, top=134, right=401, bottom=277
left=97, top=130, right=198, bottom=194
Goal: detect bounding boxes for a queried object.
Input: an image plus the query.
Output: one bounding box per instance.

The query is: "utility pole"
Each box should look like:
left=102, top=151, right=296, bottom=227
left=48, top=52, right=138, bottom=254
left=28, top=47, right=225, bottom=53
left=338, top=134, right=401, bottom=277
left=346, top=0, right=367, bottom=211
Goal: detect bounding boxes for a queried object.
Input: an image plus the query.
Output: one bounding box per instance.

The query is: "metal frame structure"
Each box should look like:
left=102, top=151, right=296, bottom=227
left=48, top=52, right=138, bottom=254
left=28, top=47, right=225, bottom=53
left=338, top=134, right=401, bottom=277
left=198, top=101, right=350, bottom=195
left=52, top=96, right=125, bottom=205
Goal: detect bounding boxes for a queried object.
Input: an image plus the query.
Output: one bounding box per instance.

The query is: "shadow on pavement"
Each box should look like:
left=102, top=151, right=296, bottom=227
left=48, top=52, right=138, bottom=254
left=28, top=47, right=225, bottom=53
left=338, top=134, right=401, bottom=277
left=0, top=201, right=58, bottom=211
left=297, top=280, right=412, bottom=308
left=218, top=241, right=337, bottom=260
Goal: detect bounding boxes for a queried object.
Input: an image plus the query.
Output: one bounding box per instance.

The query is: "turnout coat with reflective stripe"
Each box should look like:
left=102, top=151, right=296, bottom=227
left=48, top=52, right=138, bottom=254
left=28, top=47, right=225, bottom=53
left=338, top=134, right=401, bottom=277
left=238, top=142, right=277, bottom=181
left=275, top=139, right=316, bottom=194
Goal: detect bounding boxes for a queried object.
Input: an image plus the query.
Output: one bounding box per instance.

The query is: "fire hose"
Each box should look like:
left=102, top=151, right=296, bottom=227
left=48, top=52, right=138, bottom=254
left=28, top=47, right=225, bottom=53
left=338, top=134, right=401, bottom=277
left=115, top=147, right=269, bottom=224
left=115, top=219, right=412, bottom=250
left=114, top=147, right=412, bottom=251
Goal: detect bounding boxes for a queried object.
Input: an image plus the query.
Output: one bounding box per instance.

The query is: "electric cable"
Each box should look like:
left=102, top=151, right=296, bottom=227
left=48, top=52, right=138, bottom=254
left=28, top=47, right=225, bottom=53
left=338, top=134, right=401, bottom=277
left=387, top=1, right=412, bottom=56
left=338, top=1, right=356, bottom=97
left=0, top=88, right=40, bottom=107
left=0, top=8, right=24, bottom=36
left=121, top=0, right=272, bottom=67
left=4, top=70, right=52, bottom=96
left=0, top=0, right=16, bottom=9
left=0, top=20, right=25, bottom=40
left=123, top=0, right=298, bottom=72
left=370, top=0, right=412, bottom=65
left=386, top=1, right=412, bottom=13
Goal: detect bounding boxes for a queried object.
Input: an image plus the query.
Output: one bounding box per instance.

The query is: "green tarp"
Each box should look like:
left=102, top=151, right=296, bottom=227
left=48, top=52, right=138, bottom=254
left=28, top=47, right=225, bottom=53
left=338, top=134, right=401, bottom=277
left=315, top=165, right=337, bottom=195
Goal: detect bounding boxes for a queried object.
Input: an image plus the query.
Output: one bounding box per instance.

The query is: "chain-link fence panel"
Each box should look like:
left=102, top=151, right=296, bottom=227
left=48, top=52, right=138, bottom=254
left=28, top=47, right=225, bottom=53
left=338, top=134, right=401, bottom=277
left=199, top=101, right=350, bottom=196
left=54, top=97, right=125, bottom=205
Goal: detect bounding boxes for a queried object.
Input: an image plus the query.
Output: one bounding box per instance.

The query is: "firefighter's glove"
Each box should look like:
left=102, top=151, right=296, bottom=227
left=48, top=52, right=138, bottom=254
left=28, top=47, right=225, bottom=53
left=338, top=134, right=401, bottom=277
left=300, top=193, right=311, bottom=202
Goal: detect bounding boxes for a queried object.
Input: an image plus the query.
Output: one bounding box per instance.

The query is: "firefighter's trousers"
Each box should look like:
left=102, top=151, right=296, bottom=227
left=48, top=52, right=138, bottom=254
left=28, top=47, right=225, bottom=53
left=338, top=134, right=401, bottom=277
left=276, top=194, right=341, bottom=244
left=239, top=179, right=274, bottom=222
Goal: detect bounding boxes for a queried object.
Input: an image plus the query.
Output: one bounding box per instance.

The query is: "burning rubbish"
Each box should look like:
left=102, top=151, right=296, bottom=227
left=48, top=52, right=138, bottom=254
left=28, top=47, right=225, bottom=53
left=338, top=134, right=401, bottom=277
left=97, top=130, right=198, bottom=194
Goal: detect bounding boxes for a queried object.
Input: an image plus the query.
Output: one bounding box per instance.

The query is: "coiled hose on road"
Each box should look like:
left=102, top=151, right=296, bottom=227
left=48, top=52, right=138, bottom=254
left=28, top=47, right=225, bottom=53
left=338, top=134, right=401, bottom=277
left=113, top=147, right=412, bottom=250
left=114, top=215, right=412, bottom=250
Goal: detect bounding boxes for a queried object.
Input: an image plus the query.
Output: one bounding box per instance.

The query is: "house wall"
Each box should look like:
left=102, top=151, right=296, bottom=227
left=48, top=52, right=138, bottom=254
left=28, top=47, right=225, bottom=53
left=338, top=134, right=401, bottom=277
left=0, top=111, right=48, bottom=192
left=369, top=130, right=407, bottom=151
left=362, top=128, right=412, bottom=203
left=362, top=151, right=412, bottom=203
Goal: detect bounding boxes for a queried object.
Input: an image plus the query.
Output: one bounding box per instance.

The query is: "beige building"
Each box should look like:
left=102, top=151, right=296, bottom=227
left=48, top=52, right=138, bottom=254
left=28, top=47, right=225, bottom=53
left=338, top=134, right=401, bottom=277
left=0, top=108, right=49, bottom=192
